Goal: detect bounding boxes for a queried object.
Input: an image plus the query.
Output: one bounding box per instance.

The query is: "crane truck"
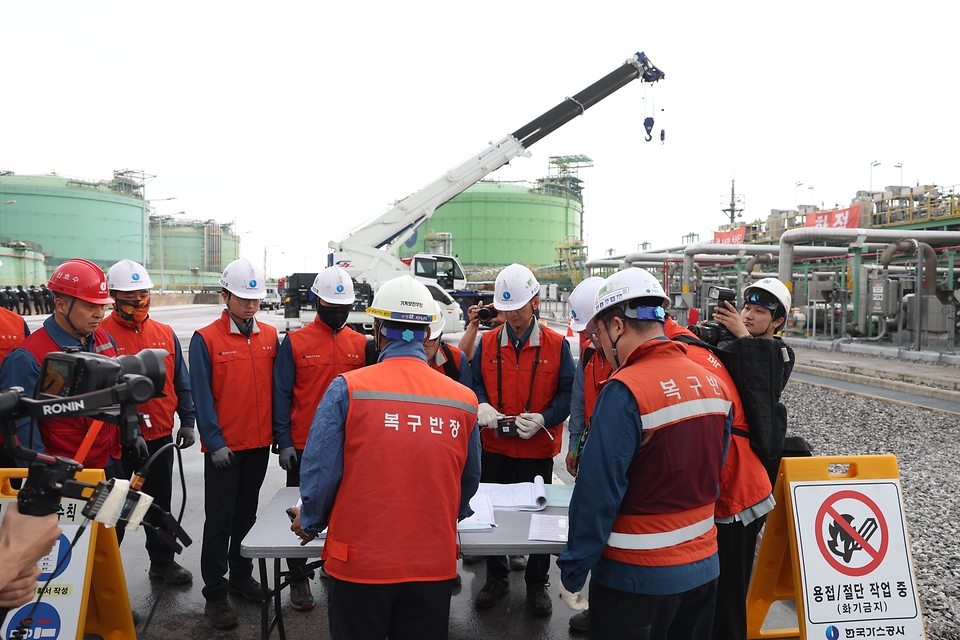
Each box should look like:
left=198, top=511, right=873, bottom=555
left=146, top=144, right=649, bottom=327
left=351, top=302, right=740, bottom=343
left=310, top=50, right=664, bottom=333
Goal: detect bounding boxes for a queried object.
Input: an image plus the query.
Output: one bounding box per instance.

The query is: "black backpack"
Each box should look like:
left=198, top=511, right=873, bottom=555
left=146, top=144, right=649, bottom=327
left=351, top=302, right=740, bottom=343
left=673, top=334, right=794, bottom=482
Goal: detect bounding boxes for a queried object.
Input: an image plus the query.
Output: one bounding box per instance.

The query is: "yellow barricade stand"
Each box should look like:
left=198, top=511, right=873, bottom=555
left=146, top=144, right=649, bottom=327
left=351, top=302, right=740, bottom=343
left=0, top=468, right=136, bottom=640
left=747, top=455, right=926, bottom=639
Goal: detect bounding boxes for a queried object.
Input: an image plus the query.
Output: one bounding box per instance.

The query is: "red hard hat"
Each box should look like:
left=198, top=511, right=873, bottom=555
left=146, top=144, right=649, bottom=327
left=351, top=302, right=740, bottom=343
left=48, top=258, right=115, bottom=304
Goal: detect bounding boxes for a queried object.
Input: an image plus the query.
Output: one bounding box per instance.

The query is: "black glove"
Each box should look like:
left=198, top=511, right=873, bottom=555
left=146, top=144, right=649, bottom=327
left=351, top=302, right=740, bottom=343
left=127, top=435, right=150, bottom=472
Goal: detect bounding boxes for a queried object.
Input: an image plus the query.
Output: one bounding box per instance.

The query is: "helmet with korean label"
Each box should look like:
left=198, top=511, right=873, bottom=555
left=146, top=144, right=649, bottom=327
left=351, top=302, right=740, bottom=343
left=586, top=268, right=669, bottom=334
left=220, top=258, right=267, bottom=299
left=567, top=276, right=605, bottom=332
left=107, top=259, right=154, bottom=292
left=743, top=277, right=791, bottom=319
left=48, top=258, right=114, bottom=304
left=494, top=263, right=540, bottom=312
left=311, top=266, right=354, bottom=305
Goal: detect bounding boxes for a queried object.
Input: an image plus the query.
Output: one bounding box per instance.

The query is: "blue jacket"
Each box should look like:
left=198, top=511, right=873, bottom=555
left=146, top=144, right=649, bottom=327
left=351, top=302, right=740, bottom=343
left=299, top=338, right=482, bottom=537
left=556, top=372, right=732, bottom=596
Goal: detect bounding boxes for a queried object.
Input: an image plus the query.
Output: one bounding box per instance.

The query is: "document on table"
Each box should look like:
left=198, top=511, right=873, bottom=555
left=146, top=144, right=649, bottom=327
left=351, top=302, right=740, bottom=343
left=458, top=494, right=497, bottom=532
left=528, top=513, right=568, bottom=542
left=476, top=475, right=548, bottom=511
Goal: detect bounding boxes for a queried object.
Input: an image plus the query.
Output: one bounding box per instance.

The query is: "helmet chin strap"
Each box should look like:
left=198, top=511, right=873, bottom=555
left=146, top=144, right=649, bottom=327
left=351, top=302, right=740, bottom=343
left=603, top=321, right=622, bottom=369
left=61, top=297, right=92, bottom=341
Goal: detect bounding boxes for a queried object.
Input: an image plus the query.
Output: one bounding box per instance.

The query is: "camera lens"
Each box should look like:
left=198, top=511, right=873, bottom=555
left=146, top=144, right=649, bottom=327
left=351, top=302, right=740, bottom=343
left=117, top=349, right=168, bottom=399
left=477, top=307, right=494, bottom=323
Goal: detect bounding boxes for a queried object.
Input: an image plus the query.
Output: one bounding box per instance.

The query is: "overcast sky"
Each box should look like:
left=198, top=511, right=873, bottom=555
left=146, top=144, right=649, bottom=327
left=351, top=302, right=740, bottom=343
left=3, top=1, right=958, bottom=277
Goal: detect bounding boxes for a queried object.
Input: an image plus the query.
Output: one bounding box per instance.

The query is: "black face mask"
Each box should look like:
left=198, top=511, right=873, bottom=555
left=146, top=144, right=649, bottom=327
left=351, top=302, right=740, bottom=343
left=317, top=304, right=350, bottom=330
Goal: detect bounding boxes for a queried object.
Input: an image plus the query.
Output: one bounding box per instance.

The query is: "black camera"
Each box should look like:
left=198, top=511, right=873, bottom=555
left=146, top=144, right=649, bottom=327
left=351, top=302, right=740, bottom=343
left=707, top=285, right=736, bottom=307
left=37, top=349, right=166, bottom=400
left=477, top=306, right=498, bottom=326
left=687, top=321, right=735, bottom=347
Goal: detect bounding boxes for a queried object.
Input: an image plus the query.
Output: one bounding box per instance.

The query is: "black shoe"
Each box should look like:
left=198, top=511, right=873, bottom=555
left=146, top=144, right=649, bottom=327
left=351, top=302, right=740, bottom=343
left=509, top=555, right=527, bottom=571
left=527, top=581, right=553, bottom=616
left=229, top=574, right=263, bottom=602
left=462, top=555, right=483, bottom=565
left=569, top=608, right=589, bottom=631
left=475, top=576, right=510, bottom=609
left=148, top=561, right=193, bottom=585
left=290, top=578, right=314, bottom=611
left=204, top=598, right=238, bottom=630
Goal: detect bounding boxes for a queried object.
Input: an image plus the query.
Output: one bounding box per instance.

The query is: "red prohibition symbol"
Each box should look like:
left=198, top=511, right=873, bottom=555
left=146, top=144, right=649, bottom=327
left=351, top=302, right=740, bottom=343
left=815, top=490, right=889, bottom=577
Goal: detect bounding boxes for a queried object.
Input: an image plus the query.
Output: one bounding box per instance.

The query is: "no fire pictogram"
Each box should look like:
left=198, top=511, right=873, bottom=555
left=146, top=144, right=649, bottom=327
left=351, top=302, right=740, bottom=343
left=815, top=490, right=889, bottom=577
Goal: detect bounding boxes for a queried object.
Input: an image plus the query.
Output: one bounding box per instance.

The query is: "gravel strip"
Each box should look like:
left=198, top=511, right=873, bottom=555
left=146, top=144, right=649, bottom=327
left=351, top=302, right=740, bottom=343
left=783, top=382, right=960, bottom=639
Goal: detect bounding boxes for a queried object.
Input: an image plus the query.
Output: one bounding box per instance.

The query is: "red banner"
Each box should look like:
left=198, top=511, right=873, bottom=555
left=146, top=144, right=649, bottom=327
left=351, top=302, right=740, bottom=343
left=804, top=204, right=864, bottom=229
left=712, top=227, right=745, bottom=244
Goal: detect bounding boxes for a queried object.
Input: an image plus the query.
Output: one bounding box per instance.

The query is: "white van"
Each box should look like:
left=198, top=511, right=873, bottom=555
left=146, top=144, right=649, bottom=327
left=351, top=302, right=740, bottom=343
left=260, top=285, right=282, bottom=310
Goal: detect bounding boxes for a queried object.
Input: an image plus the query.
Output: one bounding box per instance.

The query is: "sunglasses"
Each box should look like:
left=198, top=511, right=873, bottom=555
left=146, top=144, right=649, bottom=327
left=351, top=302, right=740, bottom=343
left=744, top=291, right=779, bottom=312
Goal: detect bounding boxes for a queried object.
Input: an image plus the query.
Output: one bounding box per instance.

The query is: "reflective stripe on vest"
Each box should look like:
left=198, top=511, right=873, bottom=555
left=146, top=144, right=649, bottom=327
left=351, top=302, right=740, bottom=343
left=322, top=357, right=478, bottom=583
left=642, top=397, right=732, bottom=432
left=608, top=505, right=715, bottom=550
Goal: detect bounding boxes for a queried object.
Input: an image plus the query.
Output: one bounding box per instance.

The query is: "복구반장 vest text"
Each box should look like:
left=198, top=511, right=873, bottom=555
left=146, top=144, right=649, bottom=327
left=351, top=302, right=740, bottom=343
left=196, top=312, right=276, bottom=451
left=603, top=339, right=731, bottom=568
left=479, top=323, right=564, bottom=458
left=321, top=357, right=478, bottom=583
left=286, top=318, right=366, bottom=448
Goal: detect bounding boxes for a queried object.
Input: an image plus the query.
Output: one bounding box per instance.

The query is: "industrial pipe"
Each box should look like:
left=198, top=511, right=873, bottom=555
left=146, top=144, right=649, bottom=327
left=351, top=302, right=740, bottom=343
left=777, top=228, right=960, bottom=284
left=877, top=240, right=936, bottom=296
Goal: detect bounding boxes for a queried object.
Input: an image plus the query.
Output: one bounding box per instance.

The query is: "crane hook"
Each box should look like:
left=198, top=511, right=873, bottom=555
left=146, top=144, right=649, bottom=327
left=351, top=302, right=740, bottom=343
left=643, top=117, right=655, bottom=142
left=660, top=129, right=665, bottom=145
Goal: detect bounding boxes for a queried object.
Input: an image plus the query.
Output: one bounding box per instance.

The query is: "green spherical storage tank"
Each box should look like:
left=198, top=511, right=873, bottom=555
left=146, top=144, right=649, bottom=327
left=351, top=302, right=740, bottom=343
left=0, top=173, right=147, bottom=273
left=399, top=182, right=582, bottom=267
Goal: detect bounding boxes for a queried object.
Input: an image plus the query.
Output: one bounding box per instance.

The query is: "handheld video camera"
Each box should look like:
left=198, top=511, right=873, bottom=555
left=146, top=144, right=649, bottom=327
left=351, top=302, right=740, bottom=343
left=0, top=349, right=190, bottom=550
left=687, top=285, right=737, bottom=347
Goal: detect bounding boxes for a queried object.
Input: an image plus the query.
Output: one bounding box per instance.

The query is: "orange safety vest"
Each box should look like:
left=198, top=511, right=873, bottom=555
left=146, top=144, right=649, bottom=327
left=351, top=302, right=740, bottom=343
left=430, top=343, right=465, bottom=380
left=478, top=323, right=564, bottom=459
left=602, top=339, right=731, bottom=567
left=285, top=318, right=366, bottom=449
left=0, top=307, right=25, bottom=365
left=663, top=319, right=772, bottom=519
left=21, top=326, right=120, bottom=468
left=101, top=313, right=180, bottom=440
left=581, top=345, right=612, bottom=424
left=195, top=312, right=276, bottom=452
left=321, top=357, right=478, bottom=583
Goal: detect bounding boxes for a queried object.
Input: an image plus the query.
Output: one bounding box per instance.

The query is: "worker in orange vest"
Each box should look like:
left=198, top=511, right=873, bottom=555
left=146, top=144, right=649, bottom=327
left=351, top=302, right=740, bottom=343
left=190, top=258, right=278, bottom=630
left=272, top=266, right=369, bottom=610
left=293, top=275, right=481, bottom=640
left=102, top=259, right=196, bottom=585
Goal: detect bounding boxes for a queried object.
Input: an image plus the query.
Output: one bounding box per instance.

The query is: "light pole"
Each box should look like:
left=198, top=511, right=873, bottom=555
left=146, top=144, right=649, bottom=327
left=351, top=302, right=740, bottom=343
left=808, top=184, right=815, bottom=209
left=118, top=233, right=141, bottom=259
left=267, top=252, right=285, bottom=279
left=894, top=163, right=903, bottom=186
left=263, top=244, right=282, bottom=277
left=870, top=161, right=881, bottom=191
left=794, top=181, right=803, bottom=208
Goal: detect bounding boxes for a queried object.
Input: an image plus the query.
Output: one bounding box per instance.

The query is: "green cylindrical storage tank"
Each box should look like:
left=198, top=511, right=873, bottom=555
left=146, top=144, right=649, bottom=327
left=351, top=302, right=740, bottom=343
left=399, top=182, right=582, bottom=267
left=0, top=173, right=147, bottom=273
left=147, top=218, right=241, bottom=290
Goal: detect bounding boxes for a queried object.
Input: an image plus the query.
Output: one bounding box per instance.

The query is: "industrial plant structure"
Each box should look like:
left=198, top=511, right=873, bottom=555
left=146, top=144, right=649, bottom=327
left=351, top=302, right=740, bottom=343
left=0, top=169, right=239, bottom=289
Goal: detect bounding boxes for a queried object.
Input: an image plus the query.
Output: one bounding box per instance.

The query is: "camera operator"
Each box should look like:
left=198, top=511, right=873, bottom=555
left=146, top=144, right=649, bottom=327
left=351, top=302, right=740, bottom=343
left=0, top=259, right=128, bottom=479
left=0, top=503, right=61, bottom=608
left=456, top=300, right=505, bottom=361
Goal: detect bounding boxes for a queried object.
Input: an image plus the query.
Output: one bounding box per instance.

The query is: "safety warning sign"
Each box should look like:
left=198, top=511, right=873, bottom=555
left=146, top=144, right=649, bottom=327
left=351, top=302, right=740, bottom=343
left=791, top=479, right=925, bottom=638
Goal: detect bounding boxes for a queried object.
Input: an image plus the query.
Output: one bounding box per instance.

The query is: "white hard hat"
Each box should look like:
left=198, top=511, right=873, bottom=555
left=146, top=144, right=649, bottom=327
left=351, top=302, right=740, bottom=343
left=311, top=266, right=354, bottom=305
left=429, top=300, right=446, bottom=338
left=587, top=268, right=670, bottom=334
left=366, top=275, right=436, bottom=324
left=568, top=276, right=605, bottom=332
left=107, top=259, right=154, bottom=291
left=744, top=278, right=792, bottom=317
left=494, top=263, right=540, bottom=312
left=220, top=258, right=267, bottom=299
